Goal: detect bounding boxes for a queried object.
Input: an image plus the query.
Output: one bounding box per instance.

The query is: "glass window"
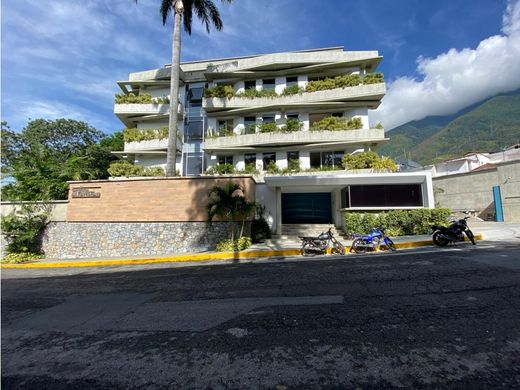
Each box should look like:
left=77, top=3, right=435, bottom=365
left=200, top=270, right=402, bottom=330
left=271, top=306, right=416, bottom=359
left=262, top=79, right=275, bottom=90
left=287, top=113, right=299, bottom=121
left=262, top=152, right=276, bottom=170
left=183, top=152, right=203, bottom=176
left=286, top=76, right=298, bottom=86
left=244, top=80, right=256, bottom=90
left=217, top=155, right=233, bottom=165
left=187, top=87, right=203, bottom=102
left=287, top=151, right=300, bottom=171
left=348, top=184, right=423, bottom=207
left=310, top=152, right=321, bottom=168
left=322, top=151, right=334, bottom=167
left=333, top=151, right=344, bottom=168
left=331, top=112, right=343, bottom=117
left=244, top=116, right=256, bottom=134
left=184, top=120, right=203, bottom=142
left=244, top=153, right=256, bottom=167
left=262, top=115, right=275, bottom=123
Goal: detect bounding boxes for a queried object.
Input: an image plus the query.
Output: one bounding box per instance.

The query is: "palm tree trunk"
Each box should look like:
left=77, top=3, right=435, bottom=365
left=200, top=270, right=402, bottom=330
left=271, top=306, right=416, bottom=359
left=166, top=4, right=182, bottom=177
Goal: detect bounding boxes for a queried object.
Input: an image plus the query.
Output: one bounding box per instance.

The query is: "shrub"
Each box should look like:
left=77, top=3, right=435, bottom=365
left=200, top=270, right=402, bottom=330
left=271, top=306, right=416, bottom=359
left=281, top=84, right=304, bottom=95
left=310, top=116, right=363, bottom=131
left=342, top=151, right=380, bottom=169
left=344, top=208, right=451, bottom=236
left=280, top=118, right=303, bottom=132
left=372, top=156, right=398, bottom=172
left=2, top=252, right=43, bottom=264
left=251, top=217, right=272, bottom=243
left=236, top=88, right=278, bottom=98
left=204, top=85, right=235, bottom=98
left=108, top=161, right=165, bottom=177
left=258, top=122, right=278, bottom=133
left=239, top=164, right=260, bottom=175
left=305, top=73, right=384, bottom=93
left=206, top=163, right=235, bottom=175
left=124, top=126, right=170, bottom=142
left=374, top=122, right=384, bottom=129
left=114, top=92, right=153, bottom=104
left=287, top=158, right=301, bottom=172
left=362, top=73, right=384, bottom=84
left=1, top=204, right=49, bottom=254
left=215, top=237, right=252, bottom=251
left=265, top=161, right=280, bottom=174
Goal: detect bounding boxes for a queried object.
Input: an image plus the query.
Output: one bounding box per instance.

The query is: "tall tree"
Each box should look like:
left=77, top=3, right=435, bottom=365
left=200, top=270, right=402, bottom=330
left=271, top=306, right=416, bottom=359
left=135, top=0, right=232, bottom=176
left=1, top=119, right=118, bottom=201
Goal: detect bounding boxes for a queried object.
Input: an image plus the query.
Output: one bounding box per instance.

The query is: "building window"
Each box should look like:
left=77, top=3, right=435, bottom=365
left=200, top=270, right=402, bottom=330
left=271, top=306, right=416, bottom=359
left=310, top=151, right=344, bottom=169
left=244, top=80, right=256, bottom=90
left=331, top=112, right=343, bottom=117
left=346, top=184, right=423, bottom=207
left=244, top=116, right=256, bottom=134
left=262, top=114, right=275, bottom=123
left=217, top=155, right=233, bottom=165
left=287, top=151, right=300, bottom=171
left=286, top=76, right=298, bottom=86
left=217, top=119, right=233, bottom=136
left=183, top=152, right=203, bottom=176
left=244, top=153, right=257, bottom=167
left=262, top=79, right=275, bottom=90
left=184, top=120, right=203, bottom=142
left=286, top=113, right=299, bottom=121
left=262, top=152, right=276, bottom=170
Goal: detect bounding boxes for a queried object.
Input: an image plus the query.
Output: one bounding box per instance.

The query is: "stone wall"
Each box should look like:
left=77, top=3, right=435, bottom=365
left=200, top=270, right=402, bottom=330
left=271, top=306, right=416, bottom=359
left=42, top=221, right=234, bottom=259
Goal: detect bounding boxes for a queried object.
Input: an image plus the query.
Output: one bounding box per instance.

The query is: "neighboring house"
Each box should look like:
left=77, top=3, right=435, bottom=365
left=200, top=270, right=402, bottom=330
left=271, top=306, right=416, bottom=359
left=428, top=146, right=520, bottom=178
left=113, top=47, right=434, bottom=233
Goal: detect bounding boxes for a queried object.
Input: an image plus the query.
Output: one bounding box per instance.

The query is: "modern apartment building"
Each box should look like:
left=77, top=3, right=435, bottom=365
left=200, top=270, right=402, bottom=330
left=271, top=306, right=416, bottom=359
left=114, top=47, right=434, bottom=233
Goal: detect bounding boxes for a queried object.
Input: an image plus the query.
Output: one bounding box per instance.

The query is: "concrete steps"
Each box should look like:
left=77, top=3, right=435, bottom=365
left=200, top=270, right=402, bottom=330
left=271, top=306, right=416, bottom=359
left=264, top=224, right=348, bottom=248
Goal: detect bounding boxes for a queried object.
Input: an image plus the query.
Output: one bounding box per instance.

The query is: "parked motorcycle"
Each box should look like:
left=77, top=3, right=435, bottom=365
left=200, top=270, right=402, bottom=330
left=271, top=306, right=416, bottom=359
left=431, top=216, right=476, bottom=246
left=350, top=227, right=396, bottom=254
left=299, top=228, right=346, bottom=256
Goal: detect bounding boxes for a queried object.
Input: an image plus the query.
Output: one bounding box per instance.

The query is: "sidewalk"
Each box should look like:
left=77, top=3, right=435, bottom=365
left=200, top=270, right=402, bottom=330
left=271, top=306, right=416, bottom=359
left=1, top=232, right=488, bottom=270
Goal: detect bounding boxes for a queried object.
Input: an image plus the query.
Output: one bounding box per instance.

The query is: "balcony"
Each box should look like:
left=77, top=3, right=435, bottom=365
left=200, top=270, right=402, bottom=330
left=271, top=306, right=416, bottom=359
left=203, top=83, right=385, bottom=114
left=204, top=128, right=386, bottom=151
left=114, top=103, right=183, bottom=127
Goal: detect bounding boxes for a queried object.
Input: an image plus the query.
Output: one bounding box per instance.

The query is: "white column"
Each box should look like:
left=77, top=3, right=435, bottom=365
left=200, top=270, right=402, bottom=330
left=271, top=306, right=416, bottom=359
left=276, top=186, right=282, bottom=235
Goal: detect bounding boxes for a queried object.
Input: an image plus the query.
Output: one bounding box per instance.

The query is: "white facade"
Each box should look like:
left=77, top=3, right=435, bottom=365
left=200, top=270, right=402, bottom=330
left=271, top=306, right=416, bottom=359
left=113, top=47, right=435, bottom=232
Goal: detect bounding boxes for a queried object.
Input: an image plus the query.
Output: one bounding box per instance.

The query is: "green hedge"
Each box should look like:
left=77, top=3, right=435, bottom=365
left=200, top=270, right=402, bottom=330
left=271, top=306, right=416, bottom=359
left=108, top=161, right=165, bottom=177
left=215, top=236, right=252, bottom=251
left=114, top=93, right=169, bottom=104
left=124, top=127, right=169, bottom=142
left=310, top=116, right=363, bottom=131
left=342, top=151, right=397, bottom=172
left=343, top=209, right=452, bottom=237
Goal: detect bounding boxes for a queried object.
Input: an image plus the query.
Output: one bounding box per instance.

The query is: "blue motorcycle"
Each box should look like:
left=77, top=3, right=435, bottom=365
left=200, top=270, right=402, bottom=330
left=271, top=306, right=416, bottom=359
left=350, top=227, right=396, bottom=253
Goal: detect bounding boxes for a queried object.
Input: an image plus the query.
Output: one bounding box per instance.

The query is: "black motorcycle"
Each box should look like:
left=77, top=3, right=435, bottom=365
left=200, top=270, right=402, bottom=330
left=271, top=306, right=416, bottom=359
left=431, top=216, right=476, bottom=246
left=299, top=228, right=346, bottom=256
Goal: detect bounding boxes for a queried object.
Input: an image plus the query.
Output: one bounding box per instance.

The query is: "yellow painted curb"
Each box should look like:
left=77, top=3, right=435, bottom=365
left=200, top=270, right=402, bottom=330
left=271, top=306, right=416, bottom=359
left=0, top=233, right=483, bottom=269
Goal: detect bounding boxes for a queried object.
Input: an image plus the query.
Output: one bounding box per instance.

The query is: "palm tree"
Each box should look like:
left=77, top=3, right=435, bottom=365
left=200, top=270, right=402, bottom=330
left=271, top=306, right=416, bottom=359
left=207, top=182, right=255, bottom=242
left=135, top=0, right=232, bottom=176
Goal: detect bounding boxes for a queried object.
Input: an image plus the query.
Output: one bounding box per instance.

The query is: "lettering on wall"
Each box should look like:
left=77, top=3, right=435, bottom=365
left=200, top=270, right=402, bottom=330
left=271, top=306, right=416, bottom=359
left=72, top=187, right=101, bottom=199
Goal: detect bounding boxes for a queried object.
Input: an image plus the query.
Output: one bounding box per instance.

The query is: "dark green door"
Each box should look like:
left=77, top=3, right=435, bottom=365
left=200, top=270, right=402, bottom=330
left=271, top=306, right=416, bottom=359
left=282, top=193, right=332, bottom=224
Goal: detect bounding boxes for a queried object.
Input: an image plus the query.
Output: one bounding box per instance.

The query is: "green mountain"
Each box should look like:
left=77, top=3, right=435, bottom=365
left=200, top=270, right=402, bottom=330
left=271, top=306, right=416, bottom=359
left=379, top=91, right=520, bottom=165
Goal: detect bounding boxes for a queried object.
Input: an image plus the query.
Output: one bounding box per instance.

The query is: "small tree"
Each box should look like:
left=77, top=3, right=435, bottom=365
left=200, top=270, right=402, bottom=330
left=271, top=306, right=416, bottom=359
left=207, top=182, right=256, bottom=242
left=1, top=204, right=49, bottom=254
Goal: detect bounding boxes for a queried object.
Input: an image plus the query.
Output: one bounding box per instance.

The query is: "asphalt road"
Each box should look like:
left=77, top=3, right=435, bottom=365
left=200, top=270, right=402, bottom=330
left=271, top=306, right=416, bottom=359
left=2, top=241, right=520, bottom=389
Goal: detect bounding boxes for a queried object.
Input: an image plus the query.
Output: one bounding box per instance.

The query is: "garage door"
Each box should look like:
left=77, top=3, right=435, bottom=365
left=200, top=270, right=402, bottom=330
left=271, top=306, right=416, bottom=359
left=282, top=193, right=332, bottom=224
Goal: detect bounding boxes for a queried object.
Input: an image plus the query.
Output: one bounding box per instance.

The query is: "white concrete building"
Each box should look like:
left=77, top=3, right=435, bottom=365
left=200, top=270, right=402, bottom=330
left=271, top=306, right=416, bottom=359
left=114, top=47, right=434, bottom=233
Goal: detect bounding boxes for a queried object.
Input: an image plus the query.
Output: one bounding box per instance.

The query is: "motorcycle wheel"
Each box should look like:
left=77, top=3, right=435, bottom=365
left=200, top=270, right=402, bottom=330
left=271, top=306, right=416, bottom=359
left=466, top=230, right=476, bottom=245
left=384, top=237, right=397, bottom=251
left=432, top=231, right=449, bottom=247
left=333, top=241, right=346, bottom=255
left=301, top=242, right=314, bottom=256
left=351, top=238, right=366, bottom=254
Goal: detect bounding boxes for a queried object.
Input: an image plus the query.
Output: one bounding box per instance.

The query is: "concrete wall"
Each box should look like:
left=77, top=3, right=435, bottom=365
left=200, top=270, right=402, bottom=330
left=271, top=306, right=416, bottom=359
left=433, top=160, right=520, bottom=222
left=67, top=176, right=256, bottom=222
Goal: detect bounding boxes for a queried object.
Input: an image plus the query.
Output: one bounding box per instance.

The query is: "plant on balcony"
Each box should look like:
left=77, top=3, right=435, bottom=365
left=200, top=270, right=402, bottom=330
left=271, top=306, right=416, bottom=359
left=204, top=85, right=235, bottom=98
left=305, top=73, right=384, bottom=93
left=310, top=116, right=363, bottom=131
left=114, top=92, right=153, bottom=104
left=280, top=118, right=303, bottom=132
left=281, top=84, right=304, bottom=96
left=375, top=122, right=384, bottom=129
left=264, top=161, right=280, bottom=174
left=235, top=88, right=278, bottom=98
left=362, top=73, right=384, bottom=84
left=206, top=163, right=235, bottom=175
left=218, top=127, right=235, bottom=137
left=123, top=126, right=170, bottom=143
left=108, top=160, right=166, bottom=177
left=258, top=122, right=278, bottom=133
left=342, top=151, right=397, bottom=172
left=239, top=164, right=260, bottom=175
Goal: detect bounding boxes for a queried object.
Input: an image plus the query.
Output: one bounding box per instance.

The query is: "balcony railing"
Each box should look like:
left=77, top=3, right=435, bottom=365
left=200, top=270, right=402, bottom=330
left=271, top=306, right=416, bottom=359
left=203, top=83, right=385, bottom=112
left=204, top=128, right=386, bottom=150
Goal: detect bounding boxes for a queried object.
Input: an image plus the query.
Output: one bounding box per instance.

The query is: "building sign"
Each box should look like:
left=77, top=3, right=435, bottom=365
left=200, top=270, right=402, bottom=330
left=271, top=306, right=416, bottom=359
left=72, top=187, right=101, bottom=198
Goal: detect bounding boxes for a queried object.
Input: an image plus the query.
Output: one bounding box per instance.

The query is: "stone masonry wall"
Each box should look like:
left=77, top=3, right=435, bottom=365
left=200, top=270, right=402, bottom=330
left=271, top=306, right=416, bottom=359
left=42, top=221, right=232, bottom=259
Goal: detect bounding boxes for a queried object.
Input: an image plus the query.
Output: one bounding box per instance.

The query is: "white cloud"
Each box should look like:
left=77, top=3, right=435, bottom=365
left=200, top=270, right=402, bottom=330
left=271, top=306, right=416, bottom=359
left=372, top=0, right=520, bottom=130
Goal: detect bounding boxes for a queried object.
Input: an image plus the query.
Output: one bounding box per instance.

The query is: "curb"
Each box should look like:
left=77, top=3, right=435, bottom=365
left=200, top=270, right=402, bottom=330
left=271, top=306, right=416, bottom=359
left=1, top=233, right=483, bottom=269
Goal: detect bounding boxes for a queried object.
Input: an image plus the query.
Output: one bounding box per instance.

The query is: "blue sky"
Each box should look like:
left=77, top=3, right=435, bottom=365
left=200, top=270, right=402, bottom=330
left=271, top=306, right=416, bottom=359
left=2, top=0, right=520, bottom=133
